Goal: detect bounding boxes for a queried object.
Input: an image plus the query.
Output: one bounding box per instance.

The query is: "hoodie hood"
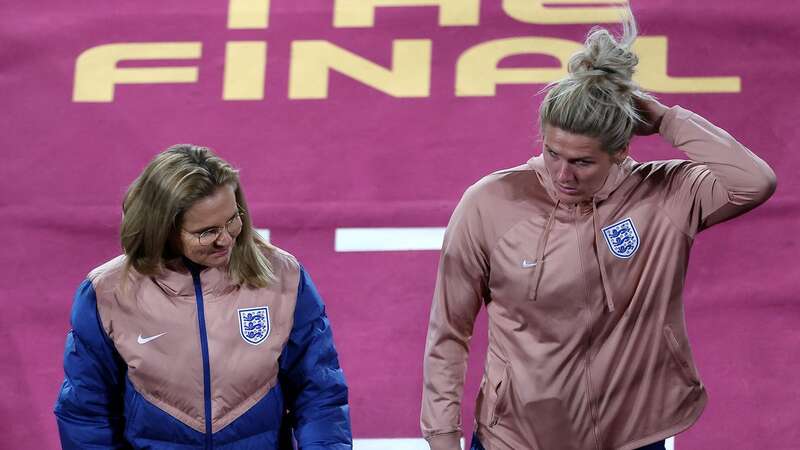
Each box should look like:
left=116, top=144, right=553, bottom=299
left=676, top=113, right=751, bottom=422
left=526, top=154, right=636, bottom=205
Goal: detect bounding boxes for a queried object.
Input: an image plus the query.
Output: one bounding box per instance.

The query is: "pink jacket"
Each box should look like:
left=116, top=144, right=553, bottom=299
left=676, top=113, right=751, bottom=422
left=421, top=106, right=776, bottom=450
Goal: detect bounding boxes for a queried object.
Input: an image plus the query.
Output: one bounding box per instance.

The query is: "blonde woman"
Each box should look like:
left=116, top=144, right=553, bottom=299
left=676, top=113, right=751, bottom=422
left=55, top=145, right=352, bottom=449
left=421, top=13, right=776, bottom=450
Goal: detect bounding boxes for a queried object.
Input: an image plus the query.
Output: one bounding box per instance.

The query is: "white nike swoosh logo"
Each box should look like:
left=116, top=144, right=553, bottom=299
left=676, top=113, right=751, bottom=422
left=137, top=332, right=168, bottom=344
left=522, top=259, right=537, bottom=268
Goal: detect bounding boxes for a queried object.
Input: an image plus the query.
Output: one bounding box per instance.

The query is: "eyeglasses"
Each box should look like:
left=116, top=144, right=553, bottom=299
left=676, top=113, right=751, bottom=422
left=183, top=211, right=244, bottom=246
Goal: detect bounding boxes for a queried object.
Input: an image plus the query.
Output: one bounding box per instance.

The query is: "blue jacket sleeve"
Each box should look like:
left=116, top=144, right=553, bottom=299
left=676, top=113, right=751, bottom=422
left=279, top=268, right=352, bottom=450
left=54, top=279, right=129, bottom=449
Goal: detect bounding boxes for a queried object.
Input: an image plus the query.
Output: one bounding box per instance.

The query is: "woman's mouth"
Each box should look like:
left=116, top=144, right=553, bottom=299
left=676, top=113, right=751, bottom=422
left=211, top=248, right=230, bottom=258
left=557, top=184, right=579, bottom=195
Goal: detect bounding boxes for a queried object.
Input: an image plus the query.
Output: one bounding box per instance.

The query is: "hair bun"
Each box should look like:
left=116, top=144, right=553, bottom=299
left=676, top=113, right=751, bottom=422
left=538, top=9, right=649, bottom=155
left=567, top=27, right=639, bottom=95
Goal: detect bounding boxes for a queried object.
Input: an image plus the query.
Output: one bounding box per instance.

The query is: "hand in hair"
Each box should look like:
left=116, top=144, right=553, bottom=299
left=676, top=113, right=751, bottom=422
left=633, top=95, right=670, bottom=136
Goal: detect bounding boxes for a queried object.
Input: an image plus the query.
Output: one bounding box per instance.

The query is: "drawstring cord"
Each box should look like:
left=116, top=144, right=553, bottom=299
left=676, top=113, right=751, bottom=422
left=592, top=199, right=616, bottom=312
left=527, top=198, right=617, bottom=313
left=528, top=200, right=560, bottom=301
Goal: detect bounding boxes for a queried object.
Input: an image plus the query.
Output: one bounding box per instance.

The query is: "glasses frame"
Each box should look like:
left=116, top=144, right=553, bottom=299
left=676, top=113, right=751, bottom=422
left=182, top=206, right=245, bottom=247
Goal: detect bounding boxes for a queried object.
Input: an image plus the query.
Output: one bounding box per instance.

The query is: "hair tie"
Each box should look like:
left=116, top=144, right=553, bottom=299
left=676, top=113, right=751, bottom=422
left=590, top=65, right=616, bottom=75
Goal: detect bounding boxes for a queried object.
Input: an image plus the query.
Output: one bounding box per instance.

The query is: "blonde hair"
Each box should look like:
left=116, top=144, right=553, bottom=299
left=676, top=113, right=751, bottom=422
left=121, top=144, right=274, bottom=288
left=539, top=10, right=650, bottom=154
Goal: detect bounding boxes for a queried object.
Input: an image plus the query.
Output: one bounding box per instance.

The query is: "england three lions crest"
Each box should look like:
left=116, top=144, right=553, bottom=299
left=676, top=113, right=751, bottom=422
left=238, top=307, right=270, bottom=345
left=602, top=217, right=640, bottom=259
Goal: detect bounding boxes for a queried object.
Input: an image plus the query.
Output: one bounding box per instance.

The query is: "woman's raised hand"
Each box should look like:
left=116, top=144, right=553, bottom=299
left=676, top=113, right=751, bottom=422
left=633, top=94, right=670, bottom=136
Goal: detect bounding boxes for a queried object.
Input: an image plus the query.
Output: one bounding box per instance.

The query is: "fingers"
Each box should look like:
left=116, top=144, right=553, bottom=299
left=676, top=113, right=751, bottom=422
left=633, top=93, right=668, bottom=136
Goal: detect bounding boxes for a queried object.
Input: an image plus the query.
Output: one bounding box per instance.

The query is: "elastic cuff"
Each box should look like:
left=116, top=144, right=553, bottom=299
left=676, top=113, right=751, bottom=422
left=426, top=431, right=462, bottom=450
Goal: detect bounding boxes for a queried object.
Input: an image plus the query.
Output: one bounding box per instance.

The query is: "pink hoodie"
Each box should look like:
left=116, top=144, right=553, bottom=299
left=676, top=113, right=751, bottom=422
left=421, top=106, right=776, bottom=450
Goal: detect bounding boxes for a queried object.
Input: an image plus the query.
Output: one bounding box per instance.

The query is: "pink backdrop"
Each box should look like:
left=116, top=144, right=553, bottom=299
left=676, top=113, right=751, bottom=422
left=1, top=1, right=798, bottom=448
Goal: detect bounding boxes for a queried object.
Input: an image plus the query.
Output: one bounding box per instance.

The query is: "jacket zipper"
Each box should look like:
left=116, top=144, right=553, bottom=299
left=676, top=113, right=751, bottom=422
left=190, top=268, right=214, bottom=450
left=574, top=205, right=603, bottom=450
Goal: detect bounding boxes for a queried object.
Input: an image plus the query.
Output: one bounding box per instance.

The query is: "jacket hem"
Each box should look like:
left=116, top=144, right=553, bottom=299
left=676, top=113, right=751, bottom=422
left=615, top=389, right=708, bottom=450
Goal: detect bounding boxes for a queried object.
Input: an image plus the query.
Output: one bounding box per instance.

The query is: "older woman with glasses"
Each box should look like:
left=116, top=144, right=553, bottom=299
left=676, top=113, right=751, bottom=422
left=54, top=144, right=352, bottom=449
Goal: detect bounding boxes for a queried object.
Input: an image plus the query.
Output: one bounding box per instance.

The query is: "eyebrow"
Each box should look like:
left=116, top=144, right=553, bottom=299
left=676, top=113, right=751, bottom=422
left=188, top=211, right=239, bottom=234
left=545, top=145, right=596, bottom=163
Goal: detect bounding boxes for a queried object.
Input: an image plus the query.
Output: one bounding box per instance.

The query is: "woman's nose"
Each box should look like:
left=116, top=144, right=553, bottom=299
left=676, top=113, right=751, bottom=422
left=557, top=162, right=573, bottom=181
left=214, top=228, right=234, bottom=246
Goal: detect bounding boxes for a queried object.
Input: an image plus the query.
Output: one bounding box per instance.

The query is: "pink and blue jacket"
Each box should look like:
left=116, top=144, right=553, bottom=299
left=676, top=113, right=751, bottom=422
left=55, top=247, right=351, bottom=449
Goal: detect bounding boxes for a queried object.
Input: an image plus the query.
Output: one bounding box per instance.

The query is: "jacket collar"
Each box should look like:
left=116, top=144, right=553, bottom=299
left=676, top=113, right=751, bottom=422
left=153, top=258, right=233, bottom=297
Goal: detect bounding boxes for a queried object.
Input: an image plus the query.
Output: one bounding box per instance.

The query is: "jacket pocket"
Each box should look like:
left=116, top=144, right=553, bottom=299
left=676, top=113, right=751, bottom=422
left=486, top=349, right=511, bottom=427
left=663, top=326, right=698, bottom=385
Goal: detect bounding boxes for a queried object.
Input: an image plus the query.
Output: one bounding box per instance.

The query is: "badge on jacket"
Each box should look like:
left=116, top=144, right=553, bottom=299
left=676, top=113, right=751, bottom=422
left=602, top=217, right=640, bottom=259
left=238, top=306, right=271, bottom=345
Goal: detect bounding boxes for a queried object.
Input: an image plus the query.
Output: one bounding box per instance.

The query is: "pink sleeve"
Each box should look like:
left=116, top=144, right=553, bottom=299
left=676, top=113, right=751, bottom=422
left=659, top=106, right=776, bottom=237
left=421, top=185, right=488, bottom=449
